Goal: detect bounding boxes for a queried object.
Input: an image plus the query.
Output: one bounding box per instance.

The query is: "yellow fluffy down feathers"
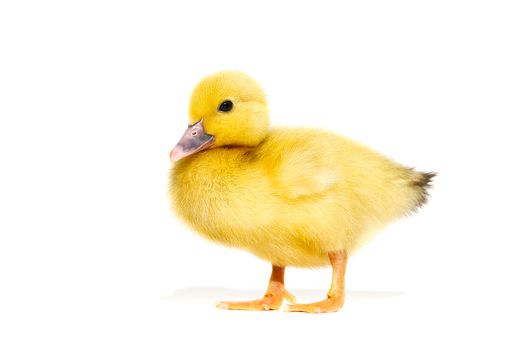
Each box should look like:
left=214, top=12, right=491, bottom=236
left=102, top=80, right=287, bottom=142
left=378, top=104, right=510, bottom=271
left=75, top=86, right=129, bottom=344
left=169, top=71, right=434, bottom=267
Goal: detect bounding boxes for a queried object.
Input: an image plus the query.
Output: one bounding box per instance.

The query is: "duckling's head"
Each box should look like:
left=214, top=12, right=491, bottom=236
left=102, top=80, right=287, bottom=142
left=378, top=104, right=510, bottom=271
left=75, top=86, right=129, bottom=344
left=170, top=71, right=269, bottom=161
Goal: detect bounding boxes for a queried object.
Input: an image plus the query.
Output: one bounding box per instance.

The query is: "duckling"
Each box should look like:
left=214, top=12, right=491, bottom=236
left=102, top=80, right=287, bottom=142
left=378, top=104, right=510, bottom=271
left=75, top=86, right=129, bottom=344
left=168, top=71, right=434, bottom=313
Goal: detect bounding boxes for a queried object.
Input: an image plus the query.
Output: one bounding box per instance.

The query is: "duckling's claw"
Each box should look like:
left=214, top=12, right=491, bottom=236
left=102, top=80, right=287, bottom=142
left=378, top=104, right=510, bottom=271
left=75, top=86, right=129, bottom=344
left=216, top=301, right=229, bottom=309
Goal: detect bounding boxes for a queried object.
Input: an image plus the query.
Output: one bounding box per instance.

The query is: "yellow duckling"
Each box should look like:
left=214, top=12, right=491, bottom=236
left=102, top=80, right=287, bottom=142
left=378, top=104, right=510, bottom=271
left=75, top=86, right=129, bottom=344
left=169, top=71, right=434, bottom=313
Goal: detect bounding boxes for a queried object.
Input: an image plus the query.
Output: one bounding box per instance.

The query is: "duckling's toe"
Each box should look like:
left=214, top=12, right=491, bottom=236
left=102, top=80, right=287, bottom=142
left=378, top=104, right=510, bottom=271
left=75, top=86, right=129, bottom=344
left=284, top=295, right=344, bottom=314
left=217, top=288, right=295, bottom=311
left=216, top=297, right=279, bottom=311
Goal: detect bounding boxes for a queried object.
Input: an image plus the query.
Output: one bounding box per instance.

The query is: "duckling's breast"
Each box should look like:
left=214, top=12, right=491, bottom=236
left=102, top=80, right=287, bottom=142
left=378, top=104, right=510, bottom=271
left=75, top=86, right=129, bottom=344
left=169, top=148, right=279, bottom=247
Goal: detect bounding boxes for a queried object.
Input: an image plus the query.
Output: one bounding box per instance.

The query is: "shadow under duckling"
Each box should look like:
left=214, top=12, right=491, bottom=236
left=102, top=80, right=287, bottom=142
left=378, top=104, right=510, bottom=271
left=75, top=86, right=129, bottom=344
left=168, top=71, right=435, bottom=313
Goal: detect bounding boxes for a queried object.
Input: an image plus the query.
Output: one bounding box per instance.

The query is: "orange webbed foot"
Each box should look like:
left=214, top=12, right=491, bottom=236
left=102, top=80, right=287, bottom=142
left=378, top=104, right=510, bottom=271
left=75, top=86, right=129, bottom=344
left=286, top=250, right=347, bottom=314
left=284, top=294, right=344, bottom=313
left=217, top=265, right=294, bottom=311
left=217, top=289, right=295, bottom=311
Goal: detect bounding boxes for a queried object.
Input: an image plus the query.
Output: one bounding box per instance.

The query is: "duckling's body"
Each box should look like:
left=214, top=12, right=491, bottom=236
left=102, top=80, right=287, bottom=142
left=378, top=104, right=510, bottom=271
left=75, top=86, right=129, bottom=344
left=168, top=71, right=434, bottom=313
left=171, top=127, right=430, bottom=268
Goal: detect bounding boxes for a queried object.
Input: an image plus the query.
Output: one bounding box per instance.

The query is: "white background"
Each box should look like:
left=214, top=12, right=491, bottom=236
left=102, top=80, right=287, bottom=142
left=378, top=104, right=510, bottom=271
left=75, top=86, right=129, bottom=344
left=1, top=0, right=523, bottom=349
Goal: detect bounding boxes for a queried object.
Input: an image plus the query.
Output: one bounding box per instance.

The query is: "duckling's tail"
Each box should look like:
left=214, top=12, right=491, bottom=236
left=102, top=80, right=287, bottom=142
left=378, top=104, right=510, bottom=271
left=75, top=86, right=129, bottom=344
left=410, top=171, right=436, bottom=212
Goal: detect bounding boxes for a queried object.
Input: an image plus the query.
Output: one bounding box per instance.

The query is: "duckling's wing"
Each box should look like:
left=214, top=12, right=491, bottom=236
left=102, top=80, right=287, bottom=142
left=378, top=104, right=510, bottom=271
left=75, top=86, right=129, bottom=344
left=270, top=147, right=339, bottom=199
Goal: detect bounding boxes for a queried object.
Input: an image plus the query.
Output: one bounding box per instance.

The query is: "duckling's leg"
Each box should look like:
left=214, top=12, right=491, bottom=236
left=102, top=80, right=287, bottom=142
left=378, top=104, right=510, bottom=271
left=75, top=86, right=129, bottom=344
left=217, top=265, right=295, bottom=311
left=286, top=250, right=347, bottom=313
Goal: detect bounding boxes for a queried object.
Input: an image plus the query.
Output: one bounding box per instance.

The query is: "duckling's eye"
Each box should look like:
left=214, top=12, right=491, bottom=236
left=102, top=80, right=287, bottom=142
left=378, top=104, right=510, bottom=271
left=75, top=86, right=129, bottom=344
left=218, top=100, right=233, bottom=112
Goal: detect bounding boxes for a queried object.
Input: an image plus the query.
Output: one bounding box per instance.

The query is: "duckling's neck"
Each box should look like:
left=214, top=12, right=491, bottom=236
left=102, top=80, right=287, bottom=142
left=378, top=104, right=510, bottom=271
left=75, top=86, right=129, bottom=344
left=183, top=145, right=256, bottom=173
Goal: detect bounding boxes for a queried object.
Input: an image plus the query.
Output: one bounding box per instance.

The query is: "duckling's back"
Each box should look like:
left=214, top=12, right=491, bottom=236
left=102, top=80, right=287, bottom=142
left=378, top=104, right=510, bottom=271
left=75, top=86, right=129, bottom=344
left=252, top=128, right=434, bottom=258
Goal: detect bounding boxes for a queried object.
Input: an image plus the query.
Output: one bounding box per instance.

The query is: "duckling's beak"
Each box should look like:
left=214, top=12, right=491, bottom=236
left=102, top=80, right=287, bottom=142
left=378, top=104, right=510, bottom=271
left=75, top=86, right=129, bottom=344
left=170, top=119, right=215, bottom=162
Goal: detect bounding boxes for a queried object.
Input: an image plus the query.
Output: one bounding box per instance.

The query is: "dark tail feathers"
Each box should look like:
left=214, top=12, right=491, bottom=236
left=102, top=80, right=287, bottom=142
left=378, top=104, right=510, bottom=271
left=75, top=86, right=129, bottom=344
left=412, top=171, right=436, bottom=211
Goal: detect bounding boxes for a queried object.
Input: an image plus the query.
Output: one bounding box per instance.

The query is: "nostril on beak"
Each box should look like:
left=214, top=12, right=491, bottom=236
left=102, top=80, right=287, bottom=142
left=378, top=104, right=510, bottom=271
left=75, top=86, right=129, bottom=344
left=191, top=130, right=198, bottom=137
